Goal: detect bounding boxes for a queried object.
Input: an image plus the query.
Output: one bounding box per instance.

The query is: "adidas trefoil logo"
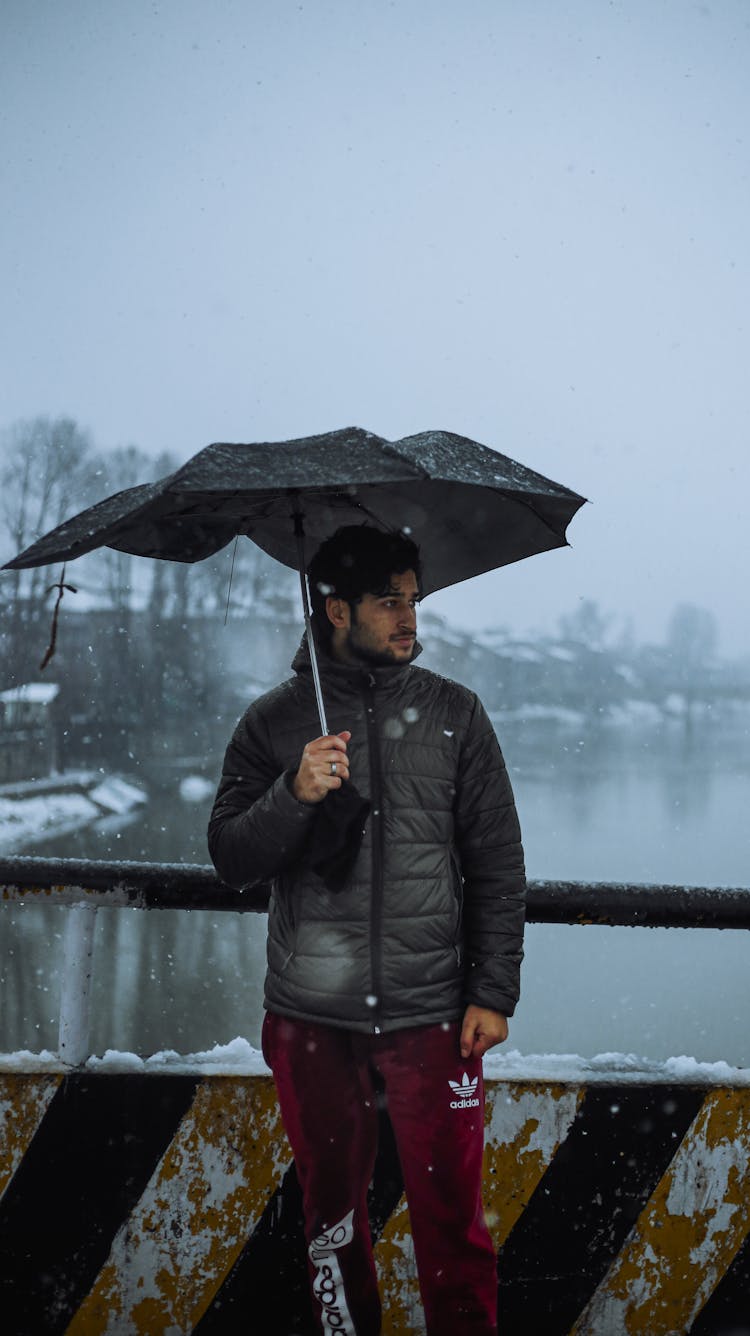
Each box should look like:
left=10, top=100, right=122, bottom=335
left=448, top=1072, right=480, bottom=1109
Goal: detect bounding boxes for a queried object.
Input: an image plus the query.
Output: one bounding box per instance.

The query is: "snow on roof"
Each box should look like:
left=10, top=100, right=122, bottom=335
left=89, top=777, right=147, bottom=814
left=0, top=1041, right=747, bottom=1085
left=491, top=704, right=584, bottom=725
left=544, top=645, right=577, bottom=662
left=0, top=682, right=60, bottom=704
left=505, top=644, right=543, bottom=662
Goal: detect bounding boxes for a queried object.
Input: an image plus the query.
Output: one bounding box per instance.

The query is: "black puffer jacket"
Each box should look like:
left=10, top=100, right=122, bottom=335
left=208, top=644, right=526, bottom=1032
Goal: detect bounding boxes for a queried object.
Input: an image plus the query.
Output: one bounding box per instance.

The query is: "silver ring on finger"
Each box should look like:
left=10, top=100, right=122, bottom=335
left=330, top=761, right=337, bottom=777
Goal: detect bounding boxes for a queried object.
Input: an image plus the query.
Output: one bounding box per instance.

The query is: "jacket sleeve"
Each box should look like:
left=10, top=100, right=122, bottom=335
left=454, top=694, right=526, bottom=1017
left=207, top=702, right=317, bottom=890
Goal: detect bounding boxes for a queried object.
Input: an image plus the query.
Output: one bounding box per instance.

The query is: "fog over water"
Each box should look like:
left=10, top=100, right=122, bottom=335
left=1, top=2, right=749, bottom=1065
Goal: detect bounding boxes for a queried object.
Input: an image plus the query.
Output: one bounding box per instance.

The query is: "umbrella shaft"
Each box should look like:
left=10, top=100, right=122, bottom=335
left=294, top=510, right=329, bottom=737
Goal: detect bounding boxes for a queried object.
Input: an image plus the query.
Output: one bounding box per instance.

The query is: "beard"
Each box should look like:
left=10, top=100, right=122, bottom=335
left=343, top=624, right=415, bottom=668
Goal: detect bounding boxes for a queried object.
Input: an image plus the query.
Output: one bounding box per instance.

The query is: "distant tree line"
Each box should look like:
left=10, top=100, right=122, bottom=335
left=1, top=416, right=749, bottom=781
left=0, top=416, right=301, bottom=775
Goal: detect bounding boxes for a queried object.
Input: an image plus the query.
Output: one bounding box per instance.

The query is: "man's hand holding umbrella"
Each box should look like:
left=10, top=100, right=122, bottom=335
left=292, top=731, right=351, bottom=803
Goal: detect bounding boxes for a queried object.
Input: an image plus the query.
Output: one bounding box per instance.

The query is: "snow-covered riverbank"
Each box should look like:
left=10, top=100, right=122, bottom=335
left=0, top=771, right=147, bottom=853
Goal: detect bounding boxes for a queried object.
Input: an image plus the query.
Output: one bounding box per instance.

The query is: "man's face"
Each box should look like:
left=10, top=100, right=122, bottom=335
left=329, top=569, right=419, bottom=667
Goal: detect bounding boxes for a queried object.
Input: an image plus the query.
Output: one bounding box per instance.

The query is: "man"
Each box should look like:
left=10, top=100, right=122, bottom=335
left=208, top=525, right=525, bottom=1335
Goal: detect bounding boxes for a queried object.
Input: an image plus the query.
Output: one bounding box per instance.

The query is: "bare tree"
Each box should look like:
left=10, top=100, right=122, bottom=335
left=0, top=416, right=101, bottom=564
left=95, top=444, right=154, bottom=613
left=558, top=598, right=613, bottom=650
left=666, top=602, right=719, bottom=727
left=667, top=602, right=718, bottom=669
left=0, top=416, right=103, bottom=684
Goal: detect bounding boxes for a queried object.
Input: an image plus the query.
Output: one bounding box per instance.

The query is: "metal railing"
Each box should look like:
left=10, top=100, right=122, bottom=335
left=2, top=855, right=749, bottom=1064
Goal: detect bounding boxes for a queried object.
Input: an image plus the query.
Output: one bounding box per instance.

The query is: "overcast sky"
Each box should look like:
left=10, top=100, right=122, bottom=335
left=2, top=0, right=748, bottom=652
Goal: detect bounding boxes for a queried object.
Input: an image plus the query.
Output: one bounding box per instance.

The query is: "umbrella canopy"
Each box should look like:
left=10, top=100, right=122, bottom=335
left=3, top=427, right=586, bottom=596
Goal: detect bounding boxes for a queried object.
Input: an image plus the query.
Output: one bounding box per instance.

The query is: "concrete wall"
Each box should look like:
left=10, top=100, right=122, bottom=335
left=1, top=1070, right=749, bottom=1334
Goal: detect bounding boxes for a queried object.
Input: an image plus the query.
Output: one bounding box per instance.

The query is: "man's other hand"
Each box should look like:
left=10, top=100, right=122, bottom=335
left=292, top=731, right=351, bottom=804
left=460, top=1005, right=508, bottom=1060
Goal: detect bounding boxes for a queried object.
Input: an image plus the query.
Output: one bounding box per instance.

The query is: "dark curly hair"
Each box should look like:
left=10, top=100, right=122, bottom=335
left=307, top=525, right=422, bottom=646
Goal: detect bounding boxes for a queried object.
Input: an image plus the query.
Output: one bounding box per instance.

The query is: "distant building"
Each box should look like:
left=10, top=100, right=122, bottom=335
left=0, top=682, right=60, bottom=782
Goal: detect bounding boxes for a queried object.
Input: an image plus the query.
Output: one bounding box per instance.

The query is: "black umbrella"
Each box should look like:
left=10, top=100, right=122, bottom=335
left=6, top=425, right=583, bottom=578
left=4, top=426, right=585, bottom=889
left=4, top=426, right=585, bottom=717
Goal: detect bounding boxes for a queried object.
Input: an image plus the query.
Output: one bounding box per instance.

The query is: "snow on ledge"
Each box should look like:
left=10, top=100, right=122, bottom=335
left=0, top=1040, right=748, bottom=1085
left=483, top=1049, right=750, bottom=1086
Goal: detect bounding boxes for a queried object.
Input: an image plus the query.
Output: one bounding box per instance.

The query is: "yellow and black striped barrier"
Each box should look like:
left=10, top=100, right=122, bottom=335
left=1, top=1067, right=748, bottom=1334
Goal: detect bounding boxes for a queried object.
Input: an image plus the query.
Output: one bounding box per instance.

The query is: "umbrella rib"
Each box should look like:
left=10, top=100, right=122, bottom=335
left=344, top=498, right=398, bottom=532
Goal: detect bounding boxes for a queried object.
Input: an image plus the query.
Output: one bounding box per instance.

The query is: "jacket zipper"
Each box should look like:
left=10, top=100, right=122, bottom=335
left=363, top=673, right=385, bottom=1033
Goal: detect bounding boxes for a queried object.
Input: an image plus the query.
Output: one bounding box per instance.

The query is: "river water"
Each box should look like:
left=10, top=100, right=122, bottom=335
left=3, top=713, right=749, bottom=1065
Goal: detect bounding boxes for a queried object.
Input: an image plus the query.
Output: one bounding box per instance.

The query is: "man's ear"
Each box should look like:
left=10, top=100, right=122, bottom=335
left=325, top=595, right=350, bottom=629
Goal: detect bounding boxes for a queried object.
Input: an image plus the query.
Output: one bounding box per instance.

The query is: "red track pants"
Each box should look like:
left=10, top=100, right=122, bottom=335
left=262, top=1012, right=498, bottom=1335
